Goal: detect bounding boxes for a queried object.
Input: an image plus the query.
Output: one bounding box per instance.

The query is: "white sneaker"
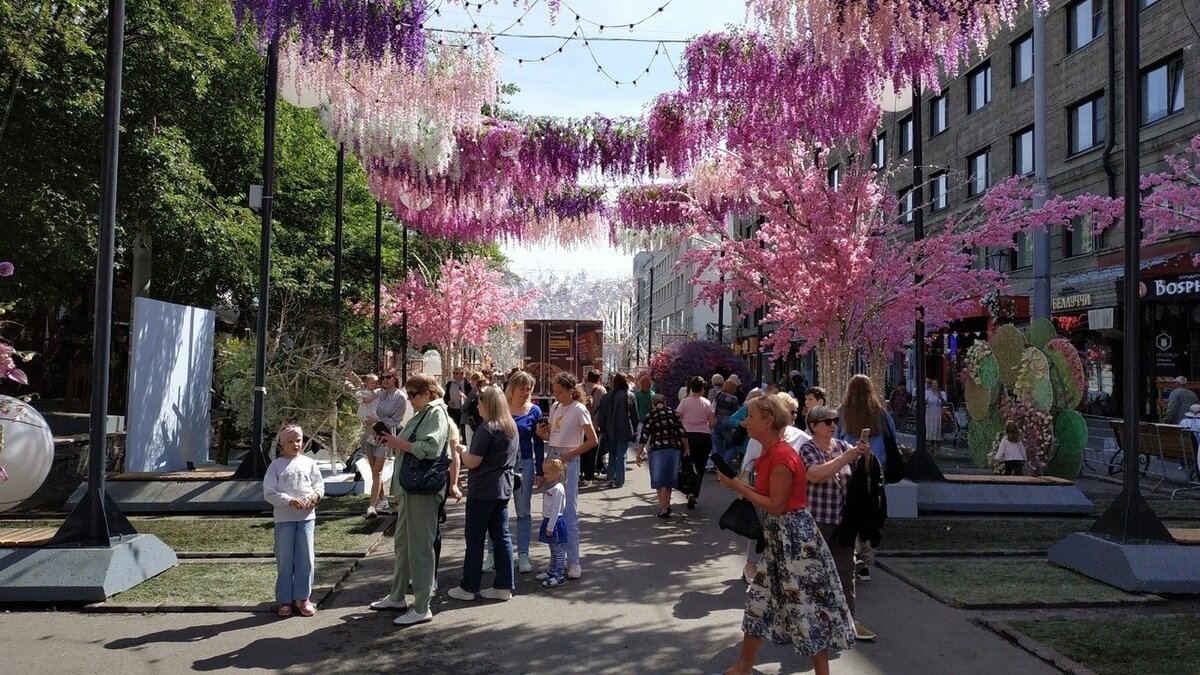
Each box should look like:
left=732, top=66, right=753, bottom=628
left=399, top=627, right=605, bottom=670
left=479, top=588, right=512, bottom=601
left=566, top=564, right=582, bottom=580
left=393, top=609, right=433, bottom=626
left=366, top=506, right=377, bottom=519
left=375, top=499, right=389, bottom=512
left=369, top=595, right=406, bottom=611
left=517, top=553, right=533, bottom=574
left=481, top=555, right=495, bottom=573
left=447, top=587, right=476, bottom=601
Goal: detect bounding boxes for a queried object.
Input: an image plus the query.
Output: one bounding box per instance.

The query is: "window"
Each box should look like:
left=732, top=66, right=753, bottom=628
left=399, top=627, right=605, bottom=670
left=1012, top=33, right=1033, bottom=85
left=931, top=172, right=949, bottom=211
left=899, top=188, right=915, bottom=223
left=1142, top=56, right=1185, bottom=125
left=1012, top=127, right=1034, bottom=176
left=871, top=133, right=887, bottom=168
left=1068, top=0, right=1104, bottom=52
left=1064, top=215, right=1095, bottom=257
left=1068, top=93, right=1105, bottom=155
left=930, top=94, right=948, bottom=134
left=1014, top=232, right=1034, bottom=268
left=1140, top=0, right=1160, bottom=7
left=828, top=164, right=841, bottom=189
left=968, top=149, right=991, bottom=197
left=968, top=62, right=992, bottom=113
left=898, top=116, right=913, bottom=154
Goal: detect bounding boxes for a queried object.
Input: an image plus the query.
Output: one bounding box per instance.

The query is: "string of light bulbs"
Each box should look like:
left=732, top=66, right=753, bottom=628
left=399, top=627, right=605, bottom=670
left=560, top=0, right=676, bottom=32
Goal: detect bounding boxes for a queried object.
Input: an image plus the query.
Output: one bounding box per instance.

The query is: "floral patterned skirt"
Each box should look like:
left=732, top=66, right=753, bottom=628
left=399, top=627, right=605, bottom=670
left=742, top=509, right=855, bottom=658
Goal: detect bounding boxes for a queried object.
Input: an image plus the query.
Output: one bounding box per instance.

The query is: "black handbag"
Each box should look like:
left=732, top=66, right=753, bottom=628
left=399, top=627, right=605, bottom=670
left=676, top=460, right=700, bottom=495
left=883, top=422, right=906, bottom=484
left=397, top=409, right=449, bottom=494
left=719, top=497, right=762, bottom=540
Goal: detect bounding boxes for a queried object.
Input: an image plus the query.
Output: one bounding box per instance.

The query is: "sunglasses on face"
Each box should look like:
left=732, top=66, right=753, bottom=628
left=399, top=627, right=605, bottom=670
left=381, top=375, right=395, bottom=381
left=406, top=390, right=421, bottom=397
left=817, top=418, right=839, bottom=427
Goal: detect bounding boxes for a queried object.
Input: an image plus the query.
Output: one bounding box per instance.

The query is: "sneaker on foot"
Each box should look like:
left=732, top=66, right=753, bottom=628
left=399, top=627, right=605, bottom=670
left=517, top=553, right=534, bottom=574
left=541, top=577, right=564, bottom=588
left=481, top=555, right=495, bottom=574
left=657, top=510, right=671, bottom=519
left=536, top=570, right=551, bottom=581
left=447, top=587, right=476, bottom=601
left=375, top=499, right=389, bottom=512
left=566, top=564, right=582, bottom=580
left=276, top=603, right=292, bottom=617
left=369, top=595, right=407, bottom=611
left=687, top=496, right=697, bottom=510
left=393, top=609, right=433, bottom=626
left=296, top=599, right=316, bottom=617
left=366, top=506, right=378, bottom=519
left=479, top=588, right=513, bottom=601
left=854, top=620, right=877, bottom=642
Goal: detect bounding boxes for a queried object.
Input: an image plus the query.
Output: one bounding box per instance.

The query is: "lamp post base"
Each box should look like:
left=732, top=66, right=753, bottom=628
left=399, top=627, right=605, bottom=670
left=0, top=534, right=177, bottom=603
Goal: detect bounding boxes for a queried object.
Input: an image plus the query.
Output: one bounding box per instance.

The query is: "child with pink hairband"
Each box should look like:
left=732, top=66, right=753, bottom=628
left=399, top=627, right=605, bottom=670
left=263, top=424, right=325, bottom=617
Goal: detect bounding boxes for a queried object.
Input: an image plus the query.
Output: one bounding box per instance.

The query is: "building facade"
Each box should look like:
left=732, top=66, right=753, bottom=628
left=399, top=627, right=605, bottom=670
left=630, top=240, right=723, bottom=370
left=866, top=0, right=1199, bottom=418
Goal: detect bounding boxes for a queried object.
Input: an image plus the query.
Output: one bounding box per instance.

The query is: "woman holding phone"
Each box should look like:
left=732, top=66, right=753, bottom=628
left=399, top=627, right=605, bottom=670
left=836, top=374, right=897, bottom=583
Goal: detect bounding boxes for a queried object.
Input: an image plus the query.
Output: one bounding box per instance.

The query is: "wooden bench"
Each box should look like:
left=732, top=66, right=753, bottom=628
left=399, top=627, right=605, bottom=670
left=943, top=474, right=1074, bottom=486
left=1108, top=420, right=1200, bottom=498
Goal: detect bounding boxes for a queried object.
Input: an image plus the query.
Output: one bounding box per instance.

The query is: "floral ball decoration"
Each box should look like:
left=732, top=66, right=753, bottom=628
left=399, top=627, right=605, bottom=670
left=1045, top=338, right=1085, bottom=410
left=990, top=324, right=1026, bottom=387
left=0, top=396, right=54, bottom=513
left=1045, top=409, right=1088, bottom=478
left=1027, top=318, right=1057, bottom=349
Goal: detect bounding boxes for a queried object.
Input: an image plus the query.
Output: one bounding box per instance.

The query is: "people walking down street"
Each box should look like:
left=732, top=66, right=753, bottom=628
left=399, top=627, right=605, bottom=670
left=708, top=373, right=725, bottom=403
left=888, top=383, right=912, bottom=430
left=635, top=393, right=690, bottom=518
left=712, top=377, right=742, bottom=463
left=677, top=376, right=715, bottom=510
left=738, top=393, right=810, bottom=583
left=595, top=373, right=638, bottom=488
left=634, top=374, right=655, bottom=429
left=372, top=373, right=451, bottom=627
left=580, top=370, right=608, bottom=483
left=837, top=375, right=898, bottom=584
left=715, top=394, right=855, bottom=675
left=444, top=366, right=472, bottom=441
left=537, top=459, right=569, bottom=588
left=536, top=371, right=598, bottom=580
left=365, top=369, right=409, bottom=518
left=1165, top=376, right=1198, bottom=425
left=924, top=379, right=947, bottom=455
left=448, top=386, right=519, bottom=603
left=799, top=406, right=876, bottom=642
left=264, top=424, right=325, bottom=618
left=506, top=371, right=545, bottom=574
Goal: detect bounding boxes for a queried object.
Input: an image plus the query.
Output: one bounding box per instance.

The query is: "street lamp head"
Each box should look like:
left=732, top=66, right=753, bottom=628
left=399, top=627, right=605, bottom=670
left=987, top=248, right=1012, bottom=273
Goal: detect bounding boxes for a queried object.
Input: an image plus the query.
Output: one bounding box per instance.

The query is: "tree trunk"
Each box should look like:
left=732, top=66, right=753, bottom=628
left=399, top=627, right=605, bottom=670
left=815, top=341, right=854, bottom=407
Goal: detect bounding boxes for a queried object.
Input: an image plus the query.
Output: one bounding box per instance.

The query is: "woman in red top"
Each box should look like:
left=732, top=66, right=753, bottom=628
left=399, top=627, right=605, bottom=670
left=716, top=394, right=859, bottom=675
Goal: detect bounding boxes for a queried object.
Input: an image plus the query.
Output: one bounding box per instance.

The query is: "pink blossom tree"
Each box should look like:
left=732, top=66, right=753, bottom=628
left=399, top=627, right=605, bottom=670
left=374, top=256, right=533, bottom=373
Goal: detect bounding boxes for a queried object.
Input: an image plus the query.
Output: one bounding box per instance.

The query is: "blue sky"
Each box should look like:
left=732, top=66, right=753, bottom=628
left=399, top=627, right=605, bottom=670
left=425, top=0, right=747, bottom=278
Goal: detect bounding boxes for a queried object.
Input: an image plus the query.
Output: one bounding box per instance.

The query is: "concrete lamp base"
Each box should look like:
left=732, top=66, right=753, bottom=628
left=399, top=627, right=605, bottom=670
left=0, top=534, right=178, bottom=603
left=917, top=482, right=1093, bottom=515
left=1048, top=532, right=1200, bottom=594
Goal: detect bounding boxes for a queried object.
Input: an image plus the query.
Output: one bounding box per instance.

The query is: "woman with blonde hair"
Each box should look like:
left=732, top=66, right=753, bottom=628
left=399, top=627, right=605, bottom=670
left=716, top=394, right=857, bottom=674
left=372, top=373, right=451, bottom=626
left=448, top=386, right=520, bottom=602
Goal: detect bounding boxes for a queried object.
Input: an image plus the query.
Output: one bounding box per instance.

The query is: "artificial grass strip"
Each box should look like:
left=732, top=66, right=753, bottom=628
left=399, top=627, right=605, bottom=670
left=106, top=561, right=349, bottom=606
left=884, top=517, right=1091, bottom=552
left=885, top=559, right=1144, bottom=607
left=1009, top=616, right=1200, bottom=675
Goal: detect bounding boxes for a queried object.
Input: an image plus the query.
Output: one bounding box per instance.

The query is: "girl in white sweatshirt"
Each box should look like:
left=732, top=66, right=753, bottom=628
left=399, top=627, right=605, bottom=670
left=263, top=424, right=325, bottom=617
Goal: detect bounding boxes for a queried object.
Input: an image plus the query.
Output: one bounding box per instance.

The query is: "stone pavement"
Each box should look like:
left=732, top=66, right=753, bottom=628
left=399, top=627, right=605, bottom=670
left=0, top=456, right=1061, bottom=674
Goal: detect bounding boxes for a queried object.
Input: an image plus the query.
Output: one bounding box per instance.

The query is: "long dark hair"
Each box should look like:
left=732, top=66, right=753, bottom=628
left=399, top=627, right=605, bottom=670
left=552, top=371, right=585, bottom=402
left=841, top=374, right=885, bottom=438
left=611, top=372, right=629, bottom=392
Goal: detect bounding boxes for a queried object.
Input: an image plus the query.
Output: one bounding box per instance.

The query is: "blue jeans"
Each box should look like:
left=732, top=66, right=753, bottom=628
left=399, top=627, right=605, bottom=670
left=603, top=437, right=629, bottom=486
left=274, top=519, right=315, bottom=604
left=514, top=457, right=536, bottom=555
left=712, top=417, right=733, bottom=462
left=549, top=447, right=581, bottom=566
left=460, top=498, right=515, bottom=593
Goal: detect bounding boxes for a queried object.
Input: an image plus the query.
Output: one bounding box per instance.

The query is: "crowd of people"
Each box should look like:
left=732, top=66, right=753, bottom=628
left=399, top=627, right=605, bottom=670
left=264, top=365, right=911, bottom=673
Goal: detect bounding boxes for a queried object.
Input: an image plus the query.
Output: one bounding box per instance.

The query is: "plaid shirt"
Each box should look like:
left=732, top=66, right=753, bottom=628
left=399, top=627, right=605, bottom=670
left=798, top=439, right=852, bottom=525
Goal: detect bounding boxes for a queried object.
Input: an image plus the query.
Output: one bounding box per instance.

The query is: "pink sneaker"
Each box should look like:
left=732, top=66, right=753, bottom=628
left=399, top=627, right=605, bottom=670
left=296, top=599, right=316, bottom=617
left=277, top=604, right=292, bottom=617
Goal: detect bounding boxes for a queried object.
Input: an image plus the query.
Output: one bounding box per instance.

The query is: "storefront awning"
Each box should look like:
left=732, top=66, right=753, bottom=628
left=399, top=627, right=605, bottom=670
left=1057, top=254, right=1189, bottom=289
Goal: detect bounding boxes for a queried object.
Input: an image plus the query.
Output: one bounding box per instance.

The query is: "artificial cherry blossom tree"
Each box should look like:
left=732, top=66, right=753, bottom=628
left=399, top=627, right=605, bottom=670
left=374, top=256, right=533, bottom=372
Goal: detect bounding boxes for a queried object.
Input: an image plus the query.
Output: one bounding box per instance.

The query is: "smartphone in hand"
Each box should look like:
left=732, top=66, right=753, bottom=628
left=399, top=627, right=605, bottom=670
left=373, top=421, right=390, bottom=437
left=709, top=454, right=737, bottom=478
left=861, top=428, right=871, bottom=442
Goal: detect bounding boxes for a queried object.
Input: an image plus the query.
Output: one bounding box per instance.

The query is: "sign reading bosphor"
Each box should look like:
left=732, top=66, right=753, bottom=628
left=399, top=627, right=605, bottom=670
left=0, top=396, right=54, bottom=514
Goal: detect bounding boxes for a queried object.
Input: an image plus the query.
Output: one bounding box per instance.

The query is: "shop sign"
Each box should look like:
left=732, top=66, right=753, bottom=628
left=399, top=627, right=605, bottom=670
left=1146, top=273, right=1200, bottom=299
left=1154, top=329, right=1186, bottom=373
left=1052, top=293, right=1092, bottom=311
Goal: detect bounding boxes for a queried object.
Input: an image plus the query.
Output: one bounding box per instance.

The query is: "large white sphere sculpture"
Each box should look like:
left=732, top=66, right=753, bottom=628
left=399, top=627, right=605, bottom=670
left=0, top=396, right=54, bottom=514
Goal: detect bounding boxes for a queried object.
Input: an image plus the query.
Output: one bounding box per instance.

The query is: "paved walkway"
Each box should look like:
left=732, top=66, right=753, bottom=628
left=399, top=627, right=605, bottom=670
left=0, top=456, right=1060, bottom=674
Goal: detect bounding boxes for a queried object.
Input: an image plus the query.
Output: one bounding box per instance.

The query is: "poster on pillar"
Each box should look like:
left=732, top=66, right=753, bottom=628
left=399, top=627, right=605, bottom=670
left=125, top=297, right=216, bottom=472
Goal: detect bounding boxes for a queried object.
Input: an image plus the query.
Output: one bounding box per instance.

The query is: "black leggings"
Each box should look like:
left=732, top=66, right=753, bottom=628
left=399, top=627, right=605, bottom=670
left=685, top=432, right=713, bottom=499
left=1003, top=460, right=1025, bottom=476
